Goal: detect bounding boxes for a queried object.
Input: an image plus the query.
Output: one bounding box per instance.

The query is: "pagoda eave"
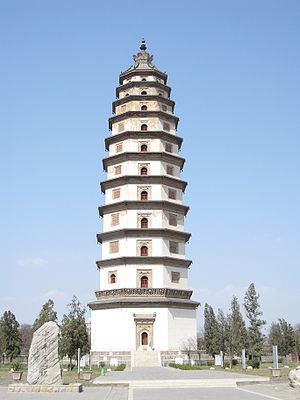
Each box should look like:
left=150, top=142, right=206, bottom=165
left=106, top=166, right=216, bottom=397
left=100, top=175, right=188, bottom=193
left=112, top=95, right=175, bottom=113
left=88, top=298, right=200, bottom=311
left=96, top=228, right=191, bottom=244
left=98, top=201, right=189, bottom=217
left=119, top=69, right=168, bottom=85
left=102, top=152, right=185, bottom=171
left=104, top=131, right=183, bottom=151
left=96, top=256, right=192, bottom=269
left=116, top=81, right=171, bottom=97
left=108, top=111, right=179, bottom=130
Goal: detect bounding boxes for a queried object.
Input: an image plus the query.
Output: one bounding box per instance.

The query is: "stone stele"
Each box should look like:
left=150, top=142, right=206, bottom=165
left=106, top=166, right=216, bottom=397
left=27, top=321, right=62, bottom=385
left=289, top=367, right=300, bottom=388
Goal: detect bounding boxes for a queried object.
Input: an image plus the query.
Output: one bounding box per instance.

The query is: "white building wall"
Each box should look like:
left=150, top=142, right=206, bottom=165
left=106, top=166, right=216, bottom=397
left=103, top=210, right=185, bottom=231
left=168, top=308, right=197, bottom=351
left=111, top=117, right=176, bottom=135
left=107, top=161, right=180, bottom=179
left=91, top=307, right=189, bottom=352
left=99, top=264, right=189, bottom=290
left=105, top=184, right=183, bottom=204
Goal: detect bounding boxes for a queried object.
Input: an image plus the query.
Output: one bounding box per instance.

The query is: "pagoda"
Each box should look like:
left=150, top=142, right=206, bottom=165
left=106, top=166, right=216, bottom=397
left=89, top=40, right=199, bottom=366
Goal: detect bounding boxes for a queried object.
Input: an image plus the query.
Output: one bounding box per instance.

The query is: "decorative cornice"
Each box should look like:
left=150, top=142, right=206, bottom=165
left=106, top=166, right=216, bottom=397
left=116, top=81, right=171, bottom=97
left=88, top=297, right=200, bottom=310
left=96, top=228, right=191, bottom=244
left=100, top=175, right=187, bottom=193
left=96, top=256, right=192, bottom=269
left=95, top=288, right=193, bottom=300
left=102, top=152, right=185, bottom=171
left=104, top=131, right=183, bottom=151
left=109, top=111, right=179, bottom=130
left=112, top=95, right=175, bottom=113
left=98, top=201, right=189, bottom=217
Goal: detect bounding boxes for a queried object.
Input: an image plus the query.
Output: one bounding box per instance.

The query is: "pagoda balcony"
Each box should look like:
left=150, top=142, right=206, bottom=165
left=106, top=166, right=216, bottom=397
left=95, top=287, right=193, bottom=300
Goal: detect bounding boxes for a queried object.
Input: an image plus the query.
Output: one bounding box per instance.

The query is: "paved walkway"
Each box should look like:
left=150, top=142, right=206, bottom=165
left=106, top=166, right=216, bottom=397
left=1, top=382, right=299, bottom=400
left=93, top=366, right=269, bottom=387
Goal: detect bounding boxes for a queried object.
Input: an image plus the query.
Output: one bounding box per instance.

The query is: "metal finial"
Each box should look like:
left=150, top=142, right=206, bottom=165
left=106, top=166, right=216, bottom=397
left=140, top=38, right=147, bottom=51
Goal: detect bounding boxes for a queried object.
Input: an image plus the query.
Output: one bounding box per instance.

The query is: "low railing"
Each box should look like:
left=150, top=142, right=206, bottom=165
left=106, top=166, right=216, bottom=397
left=95, top=287, right=192, bottom=300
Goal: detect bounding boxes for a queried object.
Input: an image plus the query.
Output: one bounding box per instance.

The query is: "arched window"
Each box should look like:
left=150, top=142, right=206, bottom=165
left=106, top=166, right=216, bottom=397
left=141, top=91, right=147, bottom=95
left=141, top=124, right=148, bottom=131
left=140, top=167, right=148, bottom=176
left=141, top=78, right=147, bottom=82
left=110, top=274, right=116, bottom=284
left=141, top=144, right=148, bottom=152
left=141, top=105, right=147, bottom=111
left=141, top=191, right=148, bottom=201
left=141, top=275, right=148, bottom=287
left=141, top=218, right=148, bottom=229
left=140, top=246, right=148, bottom=256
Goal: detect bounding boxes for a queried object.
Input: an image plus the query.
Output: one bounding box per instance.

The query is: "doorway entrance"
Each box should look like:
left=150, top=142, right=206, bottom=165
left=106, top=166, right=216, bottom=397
left=141, top=332, right=148, bottom=346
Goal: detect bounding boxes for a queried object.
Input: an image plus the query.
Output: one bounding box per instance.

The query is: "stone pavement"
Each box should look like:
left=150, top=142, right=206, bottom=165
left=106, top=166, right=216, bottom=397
left=132, top=384, right=300, bottom=400
left=0, top=385, right=128, bottom=400
left=93, top=366, right=269, bottom=387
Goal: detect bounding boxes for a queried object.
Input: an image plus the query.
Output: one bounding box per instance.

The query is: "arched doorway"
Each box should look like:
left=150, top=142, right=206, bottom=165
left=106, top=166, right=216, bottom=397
left=141, top=332, right=148, bottom=346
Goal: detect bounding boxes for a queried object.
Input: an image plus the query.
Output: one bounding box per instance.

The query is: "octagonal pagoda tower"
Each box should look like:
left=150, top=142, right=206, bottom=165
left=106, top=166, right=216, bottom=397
left=89, top=41, right=199, bottom=363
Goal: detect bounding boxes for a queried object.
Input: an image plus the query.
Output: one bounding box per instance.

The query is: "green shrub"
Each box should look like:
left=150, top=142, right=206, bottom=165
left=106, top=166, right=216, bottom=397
left=247, top=359, right=260, bottom=369
left=11, top=362, right=22, bottom=371
left=111, top=363, right=126, bottom=371
left=232, top=359, right=238, bottom=366
left=223, top=362, right=230, bottom=368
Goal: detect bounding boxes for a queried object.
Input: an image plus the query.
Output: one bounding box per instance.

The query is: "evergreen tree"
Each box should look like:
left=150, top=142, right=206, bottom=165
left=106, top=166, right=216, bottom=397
left=0, top=311, right=22, bottom=362
left=32, top=299, right=57, bottom=332
left=59, top=296, right=90, bottom=369
left=204, top=303, right=220, bottom=358
left=269, top=319, right=295, bottom=360
left=227, top=296, right=248, bottom=366
left=19, top=324, right=33, bottom=354
left=217, top=309, right=230, bottom=359
left=244, top=283, right=266, bottom=358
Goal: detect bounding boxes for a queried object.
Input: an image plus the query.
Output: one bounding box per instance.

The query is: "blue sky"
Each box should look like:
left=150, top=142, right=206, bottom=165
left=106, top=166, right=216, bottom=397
left=1, top=0, right=299, bottom=330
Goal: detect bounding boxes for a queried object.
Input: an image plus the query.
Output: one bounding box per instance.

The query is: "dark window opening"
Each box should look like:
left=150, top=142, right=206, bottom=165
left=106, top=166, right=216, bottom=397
left=141, top=276, right=149, bottom=287
left=141, top=191, right=148, bottom=201
left=141, top=218, right=148, bottom=229
left=140, top=246, right=148, bottom=256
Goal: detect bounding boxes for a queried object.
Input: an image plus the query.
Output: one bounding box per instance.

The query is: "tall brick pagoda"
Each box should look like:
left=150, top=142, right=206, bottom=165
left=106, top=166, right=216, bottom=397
left=89, top=40, right=199, bottom=366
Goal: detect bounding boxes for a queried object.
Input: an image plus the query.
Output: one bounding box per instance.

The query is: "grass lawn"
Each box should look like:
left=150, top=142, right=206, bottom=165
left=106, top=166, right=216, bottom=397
left=224, top=363, right=297, bottom=377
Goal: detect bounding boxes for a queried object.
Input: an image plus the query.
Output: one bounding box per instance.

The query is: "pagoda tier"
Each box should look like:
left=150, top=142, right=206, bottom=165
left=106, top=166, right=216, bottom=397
left=89, top=40, right=199, bottom=354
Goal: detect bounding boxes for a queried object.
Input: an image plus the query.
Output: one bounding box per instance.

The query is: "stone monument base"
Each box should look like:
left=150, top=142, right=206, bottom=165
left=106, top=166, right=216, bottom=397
left=8, top=383, right=83, bottom=393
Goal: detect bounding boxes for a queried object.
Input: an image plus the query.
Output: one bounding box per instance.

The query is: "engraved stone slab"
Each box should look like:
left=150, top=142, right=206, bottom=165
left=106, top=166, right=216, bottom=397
left=27, top=321, right=62, bottom=385
left=8, top=383, right=82, bottom=392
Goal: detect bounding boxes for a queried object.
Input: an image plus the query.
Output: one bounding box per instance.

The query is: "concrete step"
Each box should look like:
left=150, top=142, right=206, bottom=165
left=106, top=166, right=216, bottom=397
left=132, top=350, right=161, bottom=367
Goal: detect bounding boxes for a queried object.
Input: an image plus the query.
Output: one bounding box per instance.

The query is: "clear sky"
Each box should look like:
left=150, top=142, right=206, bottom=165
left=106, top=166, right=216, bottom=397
left=1, top=0, right=299, bottom=331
